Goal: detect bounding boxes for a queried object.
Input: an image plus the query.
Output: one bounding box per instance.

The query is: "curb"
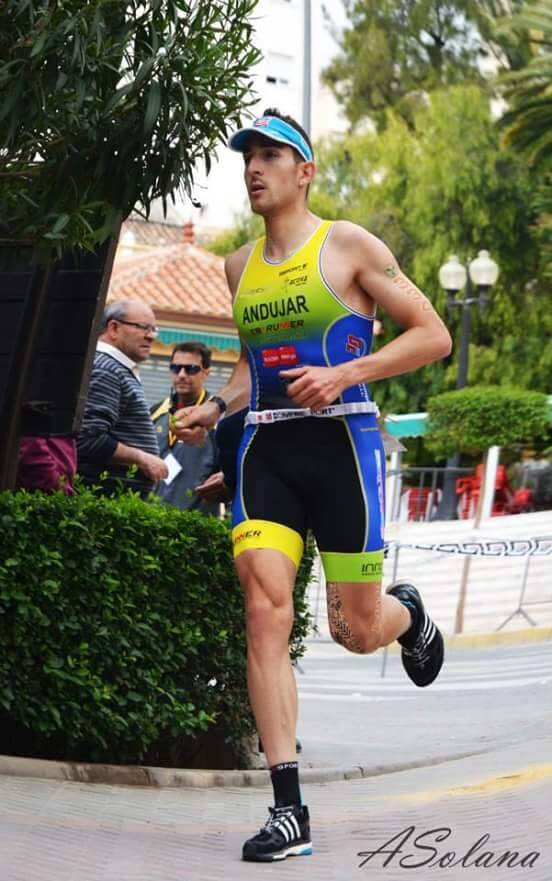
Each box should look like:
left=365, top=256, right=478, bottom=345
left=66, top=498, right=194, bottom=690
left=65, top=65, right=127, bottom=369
left=1, top=630, right=548, bottom=791
left=0, top=748, right=485, bottom=790
left=307, top=625, right=552, bottom=654
left=445, top=626, right=552, bottom=651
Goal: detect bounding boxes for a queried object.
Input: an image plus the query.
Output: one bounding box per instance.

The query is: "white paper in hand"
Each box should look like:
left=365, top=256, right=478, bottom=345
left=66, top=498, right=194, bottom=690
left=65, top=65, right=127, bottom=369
left=163, top=452, right=182, bottom=485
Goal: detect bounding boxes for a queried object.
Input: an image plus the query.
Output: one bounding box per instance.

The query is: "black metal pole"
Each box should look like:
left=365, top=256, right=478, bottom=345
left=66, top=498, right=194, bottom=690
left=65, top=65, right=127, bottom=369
left=436, top=276, right=473, bottom=519
left=0, top=250, right=52, bottom=490
left=456, top=287, right=472, bottom=391
left=302, top=0, right=312, bottom=136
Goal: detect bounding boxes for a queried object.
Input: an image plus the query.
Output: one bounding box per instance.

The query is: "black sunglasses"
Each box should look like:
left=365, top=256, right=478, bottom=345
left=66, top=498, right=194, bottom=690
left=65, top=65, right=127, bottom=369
left=169, top=363, right=202, bottom=376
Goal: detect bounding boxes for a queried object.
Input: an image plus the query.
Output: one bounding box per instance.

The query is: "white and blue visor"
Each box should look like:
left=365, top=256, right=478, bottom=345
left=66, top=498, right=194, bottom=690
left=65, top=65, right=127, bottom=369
left=229, top=116, right=313, bottom=162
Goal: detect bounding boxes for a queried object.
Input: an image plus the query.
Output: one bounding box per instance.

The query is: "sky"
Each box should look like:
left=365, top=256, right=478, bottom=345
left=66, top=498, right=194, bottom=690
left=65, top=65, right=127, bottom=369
left=149, top=0, right=348, bottom=227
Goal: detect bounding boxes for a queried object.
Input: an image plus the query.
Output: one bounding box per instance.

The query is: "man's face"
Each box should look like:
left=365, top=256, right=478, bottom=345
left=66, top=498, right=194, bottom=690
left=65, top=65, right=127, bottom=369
left=243, top=137, right=313, bottom=215
left=107, top=303, right=157, bottom=363
left=170, top=351, right=208, bottom=404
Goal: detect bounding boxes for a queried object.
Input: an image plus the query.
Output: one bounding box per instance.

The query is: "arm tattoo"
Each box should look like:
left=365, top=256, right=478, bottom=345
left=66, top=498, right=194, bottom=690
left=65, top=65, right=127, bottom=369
left=389, top=271, right=432, bottom=312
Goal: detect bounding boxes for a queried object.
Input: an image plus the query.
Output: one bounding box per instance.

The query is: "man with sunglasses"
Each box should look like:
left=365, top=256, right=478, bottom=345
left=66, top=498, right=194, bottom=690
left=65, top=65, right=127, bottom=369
left=77, top=299, right=168, bottom=496
left=151, top=343, right=219, bottom=513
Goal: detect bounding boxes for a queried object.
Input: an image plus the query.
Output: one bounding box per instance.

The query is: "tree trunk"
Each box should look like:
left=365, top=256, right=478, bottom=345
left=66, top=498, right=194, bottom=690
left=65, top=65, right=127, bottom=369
left=0, top=232, right=119, bottom=490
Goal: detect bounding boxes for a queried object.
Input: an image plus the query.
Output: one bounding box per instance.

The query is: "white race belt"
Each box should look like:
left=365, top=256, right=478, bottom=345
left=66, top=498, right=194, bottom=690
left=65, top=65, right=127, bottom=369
left=245, top=402, right=379, bottom=425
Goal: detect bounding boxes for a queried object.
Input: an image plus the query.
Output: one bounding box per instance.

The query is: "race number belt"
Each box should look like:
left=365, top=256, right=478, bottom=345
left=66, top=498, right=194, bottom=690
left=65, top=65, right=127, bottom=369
left=245, top=402, right=379, bottom=425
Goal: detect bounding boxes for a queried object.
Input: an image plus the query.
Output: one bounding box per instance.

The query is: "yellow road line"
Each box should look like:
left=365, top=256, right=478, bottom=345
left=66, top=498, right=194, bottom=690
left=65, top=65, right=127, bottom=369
left=396, top=764, right=552, bottom=803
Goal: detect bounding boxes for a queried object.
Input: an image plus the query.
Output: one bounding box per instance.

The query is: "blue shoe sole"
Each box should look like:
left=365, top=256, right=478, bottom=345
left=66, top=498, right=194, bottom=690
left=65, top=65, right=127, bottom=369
left=243, top=843, right=313, bottom=862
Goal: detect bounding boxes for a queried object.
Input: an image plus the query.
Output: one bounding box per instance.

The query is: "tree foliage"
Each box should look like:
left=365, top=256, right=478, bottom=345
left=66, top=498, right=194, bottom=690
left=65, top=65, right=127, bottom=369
left=207, top=211, right=263, bottom=256
left=0, top=0, right=261, bottom=254
left=498, top=2, right=552, bottom=279
left=311, top=85, right=549, bottom=413
left=499, top=2, right=552, bottom=168
left=322, top=0, right=526, bottom=129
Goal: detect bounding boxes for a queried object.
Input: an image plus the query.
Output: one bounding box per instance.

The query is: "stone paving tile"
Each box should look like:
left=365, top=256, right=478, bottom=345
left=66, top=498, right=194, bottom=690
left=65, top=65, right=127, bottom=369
left=0, top=770, right=550, bottom=881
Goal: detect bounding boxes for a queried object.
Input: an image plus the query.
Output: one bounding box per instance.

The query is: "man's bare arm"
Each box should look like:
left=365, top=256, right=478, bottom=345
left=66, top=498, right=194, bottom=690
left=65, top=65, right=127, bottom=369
left=336, top=222, right=452, bottom=385
left=280, top=223, right=451, bottom=410
left=111, top=443, right=168, bottom=481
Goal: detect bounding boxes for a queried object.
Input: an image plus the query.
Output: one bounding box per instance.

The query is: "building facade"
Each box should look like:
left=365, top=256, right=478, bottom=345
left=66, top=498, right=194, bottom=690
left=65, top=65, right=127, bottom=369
left=108, top=219, right=239, bottom=406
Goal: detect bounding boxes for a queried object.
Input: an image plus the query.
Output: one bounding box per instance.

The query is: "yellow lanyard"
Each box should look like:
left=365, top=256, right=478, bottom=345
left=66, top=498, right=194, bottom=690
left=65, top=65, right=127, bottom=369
left=168, top=389, right=207, bottom=448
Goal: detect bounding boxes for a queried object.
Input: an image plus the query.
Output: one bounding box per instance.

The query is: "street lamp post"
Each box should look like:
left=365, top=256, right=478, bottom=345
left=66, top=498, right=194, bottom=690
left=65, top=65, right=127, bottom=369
left=302, top=0, right=312, bottom=136
left=437, top=251, right=499, bottom=520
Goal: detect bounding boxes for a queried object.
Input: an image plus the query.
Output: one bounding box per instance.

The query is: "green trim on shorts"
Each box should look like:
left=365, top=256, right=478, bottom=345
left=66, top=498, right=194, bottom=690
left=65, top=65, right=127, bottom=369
left=321, top=550, right=384, bottom=583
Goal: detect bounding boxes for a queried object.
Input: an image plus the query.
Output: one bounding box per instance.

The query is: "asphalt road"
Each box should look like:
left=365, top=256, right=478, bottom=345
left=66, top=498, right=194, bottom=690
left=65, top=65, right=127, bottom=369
left=296, top=640, right=552, bottom=772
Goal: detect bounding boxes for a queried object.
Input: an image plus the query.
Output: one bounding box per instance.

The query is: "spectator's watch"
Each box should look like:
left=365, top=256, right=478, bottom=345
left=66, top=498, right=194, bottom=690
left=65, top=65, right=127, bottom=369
left=208, top=395, right=227, bottom=415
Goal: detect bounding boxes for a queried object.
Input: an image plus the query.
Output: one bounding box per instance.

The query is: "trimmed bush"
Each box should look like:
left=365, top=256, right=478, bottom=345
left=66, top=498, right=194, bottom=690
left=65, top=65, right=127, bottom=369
left=0, top=488, right=312, bottom=766
left=425, top=386, right=550, bottom=458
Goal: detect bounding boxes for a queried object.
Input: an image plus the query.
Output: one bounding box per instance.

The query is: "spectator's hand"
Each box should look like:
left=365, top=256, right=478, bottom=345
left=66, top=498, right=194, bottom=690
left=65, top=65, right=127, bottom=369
left=137, top=451, right=169, bottom=481
left=172, top=401, right=219, bottom=442
left=175, top=425, right=209, bottom=448
left=195, top=471, right=232, bottom=504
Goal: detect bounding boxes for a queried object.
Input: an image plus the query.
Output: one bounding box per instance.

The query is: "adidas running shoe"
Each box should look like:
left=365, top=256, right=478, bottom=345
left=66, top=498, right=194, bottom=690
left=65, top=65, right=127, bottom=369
left=242, top=804, right=312, bottom=862
left=386, top=581, right=444, bottom=687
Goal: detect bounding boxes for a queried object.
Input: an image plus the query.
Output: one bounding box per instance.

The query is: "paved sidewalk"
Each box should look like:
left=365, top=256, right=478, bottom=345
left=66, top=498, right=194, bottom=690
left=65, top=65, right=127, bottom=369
left=1, top=742, right=551, bottom=880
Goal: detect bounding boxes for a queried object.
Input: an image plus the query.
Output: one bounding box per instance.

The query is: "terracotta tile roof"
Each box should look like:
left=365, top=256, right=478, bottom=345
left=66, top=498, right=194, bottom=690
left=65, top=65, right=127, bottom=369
left=122, top=215, right=216, bottom=248
left=123, top=216, right=185, bottom=246
left=108, top=241, right=232, bottom=321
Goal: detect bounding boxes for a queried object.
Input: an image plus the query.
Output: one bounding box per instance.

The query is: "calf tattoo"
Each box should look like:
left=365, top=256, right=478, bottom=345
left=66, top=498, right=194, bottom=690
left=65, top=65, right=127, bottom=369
left=326, top=582, right=363, bottom=654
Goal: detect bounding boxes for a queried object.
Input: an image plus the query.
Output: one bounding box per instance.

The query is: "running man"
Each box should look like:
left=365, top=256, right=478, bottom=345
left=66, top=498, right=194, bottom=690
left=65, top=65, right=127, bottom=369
left=173, top=108, right=452, bottom=863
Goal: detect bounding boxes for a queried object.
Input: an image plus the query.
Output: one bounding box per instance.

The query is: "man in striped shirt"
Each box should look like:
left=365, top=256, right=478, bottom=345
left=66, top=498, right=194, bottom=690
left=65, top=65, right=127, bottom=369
left=77, top=300, right=168, bottom=496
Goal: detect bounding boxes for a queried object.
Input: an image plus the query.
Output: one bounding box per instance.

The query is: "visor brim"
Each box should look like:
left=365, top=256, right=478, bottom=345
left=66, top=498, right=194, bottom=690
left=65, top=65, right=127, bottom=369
left=228, top=127, right=312, bottom=161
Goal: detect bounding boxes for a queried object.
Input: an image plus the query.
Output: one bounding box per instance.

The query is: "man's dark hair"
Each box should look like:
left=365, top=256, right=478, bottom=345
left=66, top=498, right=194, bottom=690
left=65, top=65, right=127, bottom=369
left=263, top=107, right=314, bottom=163
left=171, top=341, right=211, bottom=369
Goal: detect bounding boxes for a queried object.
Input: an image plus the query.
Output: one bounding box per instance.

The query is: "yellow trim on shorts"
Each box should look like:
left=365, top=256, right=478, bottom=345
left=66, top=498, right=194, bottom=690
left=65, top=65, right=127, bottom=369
left=232, top=519, right=304, bottom=568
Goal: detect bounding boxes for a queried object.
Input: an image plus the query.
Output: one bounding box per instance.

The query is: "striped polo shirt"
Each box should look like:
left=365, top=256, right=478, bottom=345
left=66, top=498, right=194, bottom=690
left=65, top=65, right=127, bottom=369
left=77, top=344, right=160, bottom=496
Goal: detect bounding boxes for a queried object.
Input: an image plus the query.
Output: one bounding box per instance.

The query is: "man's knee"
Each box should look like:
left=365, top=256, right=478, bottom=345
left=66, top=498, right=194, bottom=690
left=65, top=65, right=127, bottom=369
left=326, top=582, right=383, bottom=654
left=330, top=621, right=382, bottom=655
left=354, top=626, right=383, bottom=655
left=246, top=587, right=294, bottom=644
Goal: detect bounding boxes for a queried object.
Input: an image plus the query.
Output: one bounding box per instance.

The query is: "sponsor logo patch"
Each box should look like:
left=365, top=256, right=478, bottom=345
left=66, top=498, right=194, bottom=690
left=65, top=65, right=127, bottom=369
left=262, top=345, right=299, bottom=368
left=279, top=263, right=308, bottom=277
left=346, top=334, right=367, bottom=357
left=234, top=529, right=262, bottom=544
left=242, top=295, right=309, bottom=325
left=361, top=561, right=383, bottom=577
left=374, top=449, right=385, bottom=540
left=249, top=319, right=305, bottom=336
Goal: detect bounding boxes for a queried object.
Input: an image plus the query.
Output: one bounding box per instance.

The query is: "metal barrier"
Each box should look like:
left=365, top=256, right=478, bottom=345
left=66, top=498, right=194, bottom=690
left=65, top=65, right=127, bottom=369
left=496, top=545, right=552, bottom=631
left=309, top=552, right=325, bottom=640
left=387, top=465, right=472, bottom=522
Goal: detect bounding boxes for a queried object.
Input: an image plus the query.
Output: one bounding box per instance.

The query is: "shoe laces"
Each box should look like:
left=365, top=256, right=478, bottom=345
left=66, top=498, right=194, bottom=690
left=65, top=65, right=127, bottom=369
left=403, top=626, right=431, bottom=666
left=262, top=805, right=294, bottom=835
left=405, top=643, right=431, bottom=666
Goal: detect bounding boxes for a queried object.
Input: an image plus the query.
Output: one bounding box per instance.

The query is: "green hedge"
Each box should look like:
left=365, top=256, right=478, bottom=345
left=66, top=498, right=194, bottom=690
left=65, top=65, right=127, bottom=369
left=425, top=386, right=550, bottom=458
left=0, top=488, right=313, bottom=766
